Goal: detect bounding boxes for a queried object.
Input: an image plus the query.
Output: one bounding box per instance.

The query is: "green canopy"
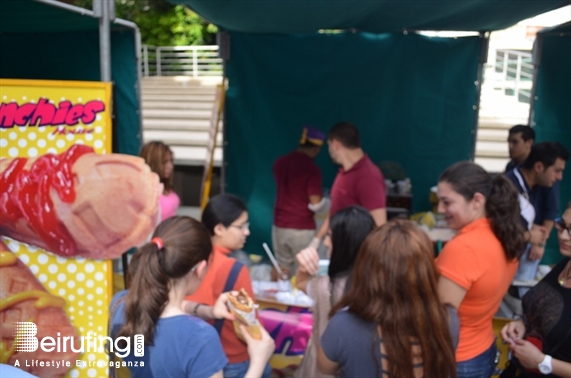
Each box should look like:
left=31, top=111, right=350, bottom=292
left=174, top=0, right=570, bottom=260
left=532, top=21, right=571, bottom=264
left=172, top=0, right=568, bottom=33
left=0, top=0, right=142, bottom=156
left=224, top=31, right=482, bottom=254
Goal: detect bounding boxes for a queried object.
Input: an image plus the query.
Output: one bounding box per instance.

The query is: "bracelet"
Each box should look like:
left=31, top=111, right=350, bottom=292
left=193, top=303, right=203, bottom=316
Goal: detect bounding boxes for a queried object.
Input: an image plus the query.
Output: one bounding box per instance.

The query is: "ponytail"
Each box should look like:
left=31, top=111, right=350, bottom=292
left=119, top=242, right=170, bottom=345
left=118, top=216, right=212, bottom=345
left=486, top=175, right=525, bottom=260
left=439, top=161, right=525, bottom=261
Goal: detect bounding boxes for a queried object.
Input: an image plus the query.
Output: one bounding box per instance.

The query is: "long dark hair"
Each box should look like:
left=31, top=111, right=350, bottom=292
left=331, top=220, right=457, bottom=378
left=439, top=161, right=525, bottom=260
left=201, top=194, right=247, bottom=236
left=328, top=206, right=375, bottom=283
left=118, top=216, right=212, bottom=344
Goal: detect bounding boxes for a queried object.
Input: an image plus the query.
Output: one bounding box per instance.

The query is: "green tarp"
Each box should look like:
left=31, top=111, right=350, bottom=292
left=173, top=0, right=568, bottom=33
left=225, top=31, right=482, bottom=253
left=0, top=0, right=141, bottom=156
left=533, top=22, right=571, bottom=264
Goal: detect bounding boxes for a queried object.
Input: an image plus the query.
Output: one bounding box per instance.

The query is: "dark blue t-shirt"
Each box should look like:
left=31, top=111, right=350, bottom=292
left=504, top=168, right=559, bottom=228
left=110, top=291, right=228, bottom=378
left=321, top=307, right=459, bottom=378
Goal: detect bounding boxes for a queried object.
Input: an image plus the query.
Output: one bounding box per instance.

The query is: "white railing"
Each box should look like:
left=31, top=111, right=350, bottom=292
left=142, top=45, right=222, bottom=77
left=488, top=49, right=534, bottom=103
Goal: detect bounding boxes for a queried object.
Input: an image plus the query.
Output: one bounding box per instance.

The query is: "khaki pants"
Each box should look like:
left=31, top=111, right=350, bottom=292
left=272, top=226, right=315, bottom=275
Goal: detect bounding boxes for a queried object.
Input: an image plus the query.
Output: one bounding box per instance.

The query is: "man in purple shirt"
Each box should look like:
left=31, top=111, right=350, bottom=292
left=273, top=126, right=327, bottom=273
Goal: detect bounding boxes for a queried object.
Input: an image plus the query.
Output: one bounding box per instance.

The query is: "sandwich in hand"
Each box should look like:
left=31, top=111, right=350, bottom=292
left=227, top=288, right=262, bottom=341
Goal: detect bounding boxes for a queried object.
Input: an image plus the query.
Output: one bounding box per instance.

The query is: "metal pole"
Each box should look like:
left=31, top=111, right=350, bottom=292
left=470, top=32, right=489, bottom=161
left=143, top=45, right=149, bottom=77
left=157, top=47, right=162, bottom=76
left=514, top=54, right=522, bottom=100
left=502, top=51, right=508, bottom=93
left=193, top=48, right=198, bottom=78
left=99, top=0, right=112, bottom=82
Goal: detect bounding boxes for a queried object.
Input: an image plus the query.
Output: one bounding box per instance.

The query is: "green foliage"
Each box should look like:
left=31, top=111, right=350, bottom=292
left=70, top=0, right=217, bottom=46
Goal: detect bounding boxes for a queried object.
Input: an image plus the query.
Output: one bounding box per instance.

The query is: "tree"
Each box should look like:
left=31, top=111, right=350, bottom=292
left=69, top=0, right=217, bottom=46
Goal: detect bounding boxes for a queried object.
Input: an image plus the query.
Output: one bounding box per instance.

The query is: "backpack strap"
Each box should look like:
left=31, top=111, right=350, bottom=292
left=213, top=260, right=244, bottom=335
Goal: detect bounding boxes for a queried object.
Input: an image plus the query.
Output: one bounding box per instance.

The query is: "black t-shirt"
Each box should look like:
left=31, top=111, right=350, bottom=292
left=521, top=258, right=571, bottom=368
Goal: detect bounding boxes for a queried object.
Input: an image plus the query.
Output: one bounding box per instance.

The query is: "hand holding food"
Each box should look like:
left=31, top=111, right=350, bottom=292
left=227, top=288, right=262, bottom=341
left=240, top=324, right=275, bottom=374
left=0, top=145, right=162, bottom=259
left=212, top=292, right=236, bottom=321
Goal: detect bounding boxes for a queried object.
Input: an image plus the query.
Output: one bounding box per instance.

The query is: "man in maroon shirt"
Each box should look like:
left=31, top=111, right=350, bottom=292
left=313, top=122, right=387, bottom=245
left=272, top=126, right=328, bottom=273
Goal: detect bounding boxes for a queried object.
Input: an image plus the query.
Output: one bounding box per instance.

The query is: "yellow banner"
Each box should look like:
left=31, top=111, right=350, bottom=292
left=1, top=78, right=113, bottom=378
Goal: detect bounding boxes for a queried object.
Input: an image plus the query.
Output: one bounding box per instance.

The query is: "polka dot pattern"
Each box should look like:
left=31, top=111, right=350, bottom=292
left=1, top=83, right=113, bottom=378
left=4, top=237, right=110, bottom=378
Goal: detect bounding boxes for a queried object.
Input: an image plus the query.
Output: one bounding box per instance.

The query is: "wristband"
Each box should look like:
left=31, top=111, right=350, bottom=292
left=538, top=354, right=552, bottom=375
left=193, top=303, right=203, bottom=316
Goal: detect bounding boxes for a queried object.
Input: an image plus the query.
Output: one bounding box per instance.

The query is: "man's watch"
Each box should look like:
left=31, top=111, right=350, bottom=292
left=538, top=354, right=553, bottom=375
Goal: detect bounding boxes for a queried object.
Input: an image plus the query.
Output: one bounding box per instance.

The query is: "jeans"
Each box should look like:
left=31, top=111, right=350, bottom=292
left=223, top=360, right=272, bottom=378
left=514, top=243, right=540, bottom=298
left=457, top=341, right=498, bottom=378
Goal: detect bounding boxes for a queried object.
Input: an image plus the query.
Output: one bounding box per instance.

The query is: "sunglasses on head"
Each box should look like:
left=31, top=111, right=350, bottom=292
left=554, top=217, right=571, bottom=236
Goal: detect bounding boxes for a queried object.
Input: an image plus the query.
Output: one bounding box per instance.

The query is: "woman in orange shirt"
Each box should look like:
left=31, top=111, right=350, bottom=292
left=184, top=194, right=271, bottom=378
left=435, top=162, right=525, bottom=378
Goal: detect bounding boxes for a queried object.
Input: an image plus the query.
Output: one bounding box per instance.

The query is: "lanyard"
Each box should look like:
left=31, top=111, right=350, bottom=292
left=513, top=168, right=530, bottom=201
left=514, top=169, right=535, bottom=230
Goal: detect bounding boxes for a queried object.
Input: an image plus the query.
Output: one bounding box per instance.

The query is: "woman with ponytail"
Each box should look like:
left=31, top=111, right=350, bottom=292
left=111, top=216, right=275, bottom=378
left=435, top=161, right=525, bottom=378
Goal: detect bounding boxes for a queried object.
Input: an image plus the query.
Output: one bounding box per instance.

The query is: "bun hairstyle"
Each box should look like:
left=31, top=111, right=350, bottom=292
left=331, top=220, right=457, bottom=378
left=439, top=161, right=525, bottom=260
left=118, top=216, right=212, bottom=344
